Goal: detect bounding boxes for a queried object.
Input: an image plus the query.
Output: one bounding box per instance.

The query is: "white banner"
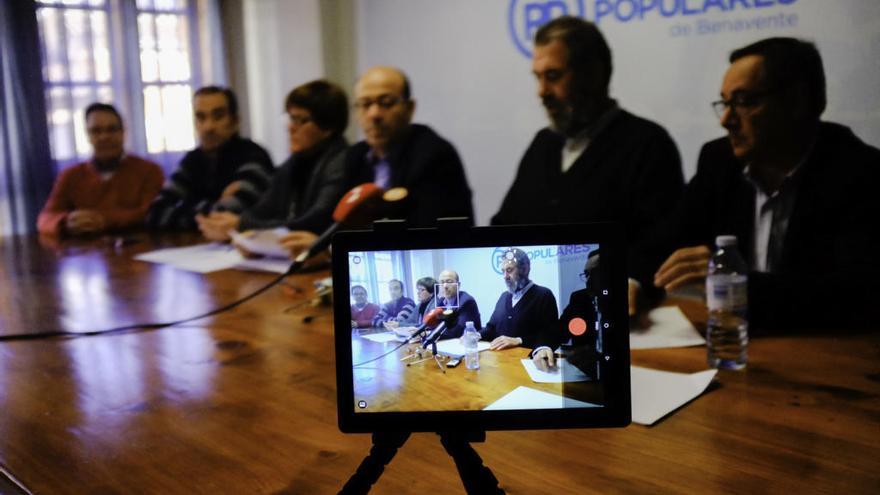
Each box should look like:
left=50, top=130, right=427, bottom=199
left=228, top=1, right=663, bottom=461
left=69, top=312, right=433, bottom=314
left=355, top=0, right=880, bottom=224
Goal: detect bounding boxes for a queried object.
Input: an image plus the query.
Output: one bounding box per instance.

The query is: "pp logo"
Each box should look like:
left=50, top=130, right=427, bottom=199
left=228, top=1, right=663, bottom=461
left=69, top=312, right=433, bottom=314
left=508, top=0, right=586, bottom=58
left=491, top=247, right=508, bottom=275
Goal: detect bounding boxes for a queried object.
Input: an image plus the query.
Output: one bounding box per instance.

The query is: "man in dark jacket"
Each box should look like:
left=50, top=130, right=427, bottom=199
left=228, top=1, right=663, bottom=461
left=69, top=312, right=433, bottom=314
left=148, top=86, right=273, bottom=230
left=653, top=37, right=880, bottom=331
left=345, top=66, right=475, bottom=227
left=481, top=248, right=559, bottom=351
left=492, top=16, right=684, bottom=316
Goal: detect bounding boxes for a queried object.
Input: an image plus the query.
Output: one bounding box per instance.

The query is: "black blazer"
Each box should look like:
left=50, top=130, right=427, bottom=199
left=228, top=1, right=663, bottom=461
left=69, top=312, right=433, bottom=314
left=663, top=122, right=880, bottom=331
left=344, top=124, right=474, bottom=227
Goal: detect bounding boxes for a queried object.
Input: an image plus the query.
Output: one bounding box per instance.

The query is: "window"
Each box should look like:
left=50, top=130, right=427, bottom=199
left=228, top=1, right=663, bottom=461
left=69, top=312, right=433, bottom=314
left=348, top=251, right=411, bottom=306
left=35, top=0, right=205, bottom=173
left=36, top=0, right=116, bottom=166
left=137, top=0, right=196, bottom=156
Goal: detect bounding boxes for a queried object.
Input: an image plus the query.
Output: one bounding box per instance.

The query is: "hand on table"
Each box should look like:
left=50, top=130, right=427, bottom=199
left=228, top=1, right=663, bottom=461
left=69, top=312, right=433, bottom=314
left=195, top=211, right=240, bottom=241
left=279, top=231, right=319, bottom=259
left=654, top=245, right=711, bottom=291
left=489, top=335, right=522, bottom=351
left=532, top=347, right=557, bottom=372
left=66, top=210, right=106, bottom=235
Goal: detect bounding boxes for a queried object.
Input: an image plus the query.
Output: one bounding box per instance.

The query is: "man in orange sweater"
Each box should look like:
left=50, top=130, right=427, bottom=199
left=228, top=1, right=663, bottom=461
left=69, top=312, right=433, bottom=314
left=37, top=103, right=164, bottom=236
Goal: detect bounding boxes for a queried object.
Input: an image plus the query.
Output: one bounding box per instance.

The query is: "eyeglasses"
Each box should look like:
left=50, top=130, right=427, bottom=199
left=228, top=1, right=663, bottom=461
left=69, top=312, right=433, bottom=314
left=711, top=89, right=777, bottom=119
left=87, top=125, right=122, bottom=136
left=288, top=114, right=313, bottom=126
left=578, top=272, right=591, bottom=282
left=353, top=95, right=406, bottom=111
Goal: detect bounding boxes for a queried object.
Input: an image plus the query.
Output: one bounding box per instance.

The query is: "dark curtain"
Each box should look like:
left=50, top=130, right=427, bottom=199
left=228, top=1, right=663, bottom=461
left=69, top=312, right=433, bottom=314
left=0, top=0, right=53, bottom=236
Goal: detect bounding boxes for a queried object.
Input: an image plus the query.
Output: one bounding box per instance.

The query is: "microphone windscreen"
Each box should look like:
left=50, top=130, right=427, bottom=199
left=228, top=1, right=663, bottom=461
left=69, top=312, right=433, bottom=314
left=422, top=307, right=444, bottom=327
left=332, top=183, right=385, bottom=225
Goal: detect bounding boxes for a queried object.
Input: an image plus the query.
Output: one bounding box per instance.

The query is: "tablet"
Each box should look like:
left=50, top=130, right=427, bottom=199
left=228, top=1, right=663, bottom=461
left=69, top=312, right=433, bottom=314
left=332, top=223, right=630, bottom=432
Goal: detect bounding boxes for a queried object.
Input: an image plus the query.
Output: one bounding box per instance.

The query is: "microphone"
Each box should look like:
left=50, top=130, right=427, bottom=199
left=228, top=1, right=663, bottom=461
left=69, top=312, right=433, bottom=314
left=286, top=183, right=398, bottom=274
left=410, top=307, right=445, bottom=339
left=422, top=308, right=459, bottom=348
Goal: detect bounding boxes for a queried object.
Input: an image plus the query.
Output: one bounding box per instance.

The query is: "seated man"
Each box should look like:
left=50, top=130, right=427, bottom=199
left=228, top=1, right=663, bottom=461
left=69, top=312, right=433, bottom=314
left=481, top=248, right=558, bottom=350
left=652, top=38, right=880, bottom=331
left=345, top=66, right=475, bottom=227
left=435, top=269, right=482, bottom=339
left=197, top=80, right=349, bottom=243
left=490, top=17, right=684, bottom=315
left=533, top=249, right=604, bottom=373
left=148, top=86, right=274, bottom=230
left=372, top=279, right=416, bottom=327
left=38, top=103, right=164, bottom=236
left=350, top=285, right=380, bottom=329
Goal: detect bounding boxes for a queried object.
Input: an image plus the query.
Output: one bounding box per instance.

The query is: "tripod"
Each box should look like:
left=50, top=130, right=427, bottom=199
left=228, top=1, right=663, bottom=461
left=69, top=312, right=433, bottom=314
left=339, top=431, right=504, bottom=494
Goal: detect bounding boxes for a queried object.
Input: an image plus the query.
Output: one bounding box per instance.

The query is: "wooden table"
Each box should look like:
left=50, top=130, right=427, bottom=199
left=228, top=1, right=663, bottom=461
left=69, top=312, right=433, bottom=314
left=351, top=329, right=603, bottom=412
left=1, top=234, right=878, bottom=494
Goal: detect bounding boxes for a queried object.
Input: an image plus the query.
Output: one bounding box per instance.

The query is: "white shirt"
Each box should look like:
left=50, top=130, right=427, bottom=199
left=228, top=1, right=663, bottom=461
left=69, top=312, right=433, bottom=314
left=510, top=281, right=534, bottom=307
left=745, top=156, right=806, bottom=273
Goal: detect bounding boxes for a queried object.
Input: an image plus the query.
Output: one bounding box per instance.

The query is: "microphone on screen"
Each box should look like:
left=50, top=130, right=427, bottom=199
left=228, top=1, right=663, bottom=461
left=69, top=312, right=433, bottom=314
left=285, top=184, right=410, bottom=274
left=422, top=308, right=459, bottom=349
left=410, top=307, right=445, bottom=340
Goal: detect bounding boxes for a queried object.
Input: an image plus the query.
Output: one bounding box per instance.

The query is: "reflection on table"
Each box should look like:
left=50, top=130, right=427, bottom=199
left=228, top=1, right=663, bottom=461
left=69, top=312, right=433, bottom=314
left=351, top=328, right=604, bottom=412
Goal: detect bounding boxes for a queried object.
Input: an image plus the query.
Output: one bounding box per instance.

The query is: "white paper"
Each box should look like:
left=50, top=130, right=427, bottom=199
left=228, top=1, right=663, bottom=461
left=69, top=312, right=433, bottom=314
left=484, top=386, right=600, bottom=410
left=630, top=306, right=705, bottom=350
left=134, top=243, right=242, bottom=273
left=520, top=358, right=590, bottom=383
left=391, top=325, right=419, bottom=338
left=229, top=227, right=291, bottom=259
left=631, top=366, right=717, bottom=425
left=432, top=339, right=491, bottom=358
left=361, top=332, right=402, bottom=343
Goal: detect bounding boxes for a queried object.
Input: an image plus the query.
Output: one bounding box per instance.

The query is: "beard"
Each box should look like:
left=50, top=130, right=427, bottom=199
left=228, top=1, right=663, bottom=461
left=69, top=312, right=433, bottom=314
left=543, top=94, right=596, bottom=137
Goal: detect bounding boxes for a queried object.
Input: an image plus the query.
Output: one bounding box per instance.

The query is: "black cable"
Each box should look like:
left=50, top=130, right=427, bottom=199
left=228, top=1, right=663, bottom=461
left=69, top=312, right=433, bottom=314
left=0, top=267, right=296, bottom=342
left=352, top=338, right=411, bottom=368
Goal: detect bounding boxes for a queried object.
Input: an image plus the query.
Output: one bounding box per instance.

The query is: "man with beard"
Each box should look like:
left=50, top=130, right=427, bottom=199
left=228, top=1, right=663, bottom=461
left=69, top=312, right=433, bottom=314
left=491, top=16, right=684, bottom=316
left=480, top=248, right=558, bottom=351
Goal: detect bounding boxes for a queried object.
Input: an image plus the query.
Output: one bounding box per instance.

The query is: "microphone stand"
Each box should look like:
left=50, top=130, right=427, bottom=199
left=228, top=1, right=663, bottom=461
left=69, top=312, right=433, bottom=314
left=339, top=431, right=504, bottom=495
left=425, top=325, right=450, bottom=373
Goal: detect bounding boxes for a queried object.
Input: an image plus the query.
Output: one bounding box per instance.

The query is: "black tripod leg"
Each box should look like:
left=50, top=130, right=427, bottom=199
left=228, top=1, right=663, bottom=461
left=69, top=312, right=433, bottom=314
left=339, top=431, right=411, bottom=495
left=439, top=433, right=505, bottom=495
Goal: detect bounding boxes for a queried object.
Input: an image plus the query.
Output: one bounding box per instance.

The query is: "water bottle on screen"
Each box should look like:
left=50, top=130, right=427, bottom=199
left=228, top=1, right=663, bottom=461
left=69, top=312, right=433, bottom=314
left=706, top=235, right=749, bottom=370
left=463, top=321, right=480, bottom=370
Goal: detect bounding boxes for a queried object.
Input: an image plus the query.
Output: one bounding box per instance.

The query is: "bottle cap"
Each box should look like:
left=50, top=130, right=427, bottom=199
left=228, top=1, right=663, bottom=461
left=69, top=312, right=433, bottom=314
left=465, top=321, right=474, bottom=327
left=715, top=235, right=737, bottom=247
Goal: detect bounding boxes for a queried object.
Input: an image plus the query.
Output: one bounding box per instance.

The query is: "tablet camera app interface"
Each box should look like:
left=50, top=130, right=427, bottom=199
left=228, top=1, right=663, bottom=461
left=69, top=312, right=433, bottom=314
left=347, top=244, right=610, bottom=414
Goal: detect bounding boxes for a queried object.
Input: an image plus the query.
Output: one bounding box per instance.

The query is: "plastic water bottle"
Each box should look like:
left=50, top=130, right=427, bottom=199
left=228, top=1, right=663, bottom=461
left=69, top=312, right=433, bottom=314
left=706, top=235, right=749, bottom=370
left=463, top=321, right=480, bottom=370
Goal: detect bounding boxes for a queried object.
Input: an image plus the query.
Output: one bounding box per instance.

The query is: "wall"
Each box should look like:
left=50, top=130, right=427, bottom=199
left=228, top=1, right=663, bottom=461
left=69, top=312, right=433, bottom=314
left=352, top=0, right=880, bottom=224
left=237, top=0, right=880, bottom=223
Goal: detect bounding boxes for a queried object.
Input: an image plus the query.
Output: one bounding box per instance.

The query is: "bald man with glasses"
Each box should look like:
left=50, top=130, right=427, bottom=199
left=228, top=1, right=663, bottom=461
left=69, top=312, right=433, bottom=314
left=343, top=66, right=475, bottom=227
